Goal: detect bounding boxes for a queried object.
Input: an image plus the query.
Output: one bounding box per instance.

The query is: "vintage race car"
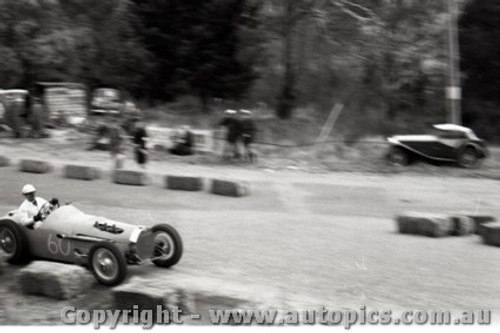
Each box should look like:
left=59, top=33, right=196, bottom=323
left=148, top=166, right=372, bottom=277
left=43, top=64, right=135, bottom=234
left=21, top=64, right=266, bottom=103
left=386, top=124, right=488, bottom=168
left=0, top=202, right=182, bottom=286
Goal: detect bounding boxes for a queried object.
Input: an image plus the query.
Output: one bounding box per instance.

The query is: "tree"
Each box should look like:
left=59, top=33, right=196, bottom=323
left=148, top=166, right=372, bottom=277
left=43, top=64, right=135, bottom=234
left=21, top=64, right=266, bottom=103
left=259, top=0, right=323, bottom=119
left=329, top=0, right=449, bottom=127
left=59, top=0, right=152, bottom=94
left=460, top=0, right=500, bottom=103
left=0, top=0, right=150, bottom=97
left=460, top=0, right=500, bottom=140
left=132, top=0, right=261, bottom=110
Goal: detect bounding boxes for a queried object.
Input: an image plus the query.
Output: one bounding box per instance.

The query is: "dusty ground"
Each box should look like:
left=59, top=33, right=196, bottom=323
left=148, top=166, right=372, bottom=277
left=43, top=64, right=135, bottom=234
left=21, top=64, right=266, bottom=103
left=1, top=129, right=500, bottom=326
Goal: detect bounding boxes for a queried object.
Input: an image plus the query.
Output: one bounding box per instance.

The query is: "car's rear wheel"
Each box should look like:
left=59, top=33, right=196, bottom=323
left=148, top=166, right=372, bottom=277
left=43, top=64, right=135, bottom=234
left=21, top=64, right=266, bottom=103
left=89, top=242, right=127, bottom=286
left=387, top=146, right=411, bottom=166
left=0, top=219, right=30, bottom=264
left=151, top=224, right=183, bottom=268
left=458, top=146, right=481, bottom=168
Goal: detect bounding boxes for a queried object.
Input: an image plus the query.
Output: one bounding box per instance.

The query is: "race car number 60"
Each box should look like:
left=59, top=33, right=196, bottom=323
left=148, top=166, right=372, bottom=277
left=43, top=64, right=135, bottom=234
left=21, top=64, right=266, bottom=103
left=47, top=234, right=71, bottom=256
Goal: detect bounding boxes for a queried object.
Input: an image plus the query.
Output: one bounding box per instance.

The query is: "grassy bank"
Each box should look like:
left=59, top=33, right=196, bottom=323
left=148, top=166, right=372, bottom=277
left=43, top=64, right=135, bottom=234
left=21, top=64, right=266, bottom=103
left=136, top=102, right=500, bottom=178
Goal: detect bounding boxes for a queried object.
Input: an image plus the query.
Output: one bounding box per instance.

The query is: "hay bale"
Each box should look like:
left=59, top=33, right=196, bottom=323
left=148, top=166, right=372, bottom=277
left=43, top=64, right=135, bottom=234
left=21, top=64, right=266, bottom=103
left=113, top=277, right=195, bottom=318
left=210, top=179, right=249, bottom=197
left=0, top=156, right=10, bottom=167
left=64, top=164, right=101, bottom=181
left=114, top=286, right=165, bottom=314
left=0, top=252, right=7, bottom=274
left=112, top=170, right=148, bottom=186
left=448, top=215, right=476, bottom=236
left=396, top=212, right=452, bottom=237
left=17, top=261, right=94, bottom=300
left=462, top=215, right=496, bottom=235
left=480, top=222, right=500, bottom=247
left=165, top=176, right=203, bottom=191
left=164, top=288, right=196, bottom=314
left=19, top=159, right=53, bottom=174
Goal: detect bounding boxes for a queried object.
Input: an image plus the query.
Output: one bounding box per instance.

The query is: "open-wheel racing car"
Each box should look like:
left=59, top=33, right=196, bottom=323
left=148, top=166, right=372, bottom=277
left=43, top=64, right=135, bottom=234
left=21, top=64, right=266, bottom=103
left=0, top=202, right=182, bottom=286
left=386, top=124, right=488, bottom=168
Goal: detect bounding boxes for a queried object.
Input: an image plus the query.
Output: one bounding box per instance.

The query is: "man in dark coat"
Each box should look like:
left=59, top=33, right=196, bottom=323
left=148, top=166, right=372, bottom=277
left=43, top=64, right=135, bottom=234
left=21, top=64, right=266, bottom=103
left=239, top=109, right=257, bottom=162
left=219, top=109, right=242, bottom=160
left=131, top=117, right=148, bottom=168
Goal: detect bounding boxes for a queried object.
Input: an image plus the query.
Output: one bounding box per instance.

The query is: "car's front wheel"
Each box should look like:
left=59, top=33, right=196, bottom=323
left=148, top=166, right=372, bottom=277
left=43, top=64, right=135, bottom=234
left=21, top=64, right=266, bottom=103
left=89, top=242, right=127, bottom=286
left=458, top=146, right=481, bottom=168
left=387, top=146, right=411, bottom=166
left=151, top=224, right=183, bottom=268
left=0, top=219, right=30, bottom=264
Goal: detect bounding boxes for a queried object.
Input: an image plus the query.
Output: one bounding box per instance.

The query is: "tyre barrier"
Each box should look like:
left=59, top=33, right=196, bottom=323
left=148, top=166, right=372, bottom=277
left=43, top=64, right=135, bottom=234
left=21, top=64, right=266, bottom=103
left=210, top=179, right=249, bottom=197
left=165, top=175, right=203, bottom=191
left=0, top=156, right=10, bottom=167
left=19, top=159, right=53, bottom=174
left=480, top=222, right=500, bottom=247
left=64, top=164, right=101, bottom=181
left=112, top=170, right=148, bottom=186
left=17, top=261, right=94, bottom=300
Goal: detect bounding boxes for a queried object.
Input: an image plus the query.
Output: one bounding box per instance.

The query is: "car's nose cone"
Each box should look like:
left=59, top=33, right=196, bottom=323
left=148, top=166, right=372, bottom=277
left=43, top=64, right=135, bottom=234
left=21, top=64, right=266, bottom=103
left=135, top=229, right=155, bottom=260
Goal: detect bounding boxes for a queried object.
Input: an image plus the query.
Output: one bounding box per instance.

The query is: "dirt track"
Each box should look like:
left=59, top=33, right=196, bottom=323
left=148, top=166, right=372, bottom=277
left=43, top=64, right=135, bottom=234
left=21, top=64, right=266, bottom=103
left=1, top=133, right=500, bottom=325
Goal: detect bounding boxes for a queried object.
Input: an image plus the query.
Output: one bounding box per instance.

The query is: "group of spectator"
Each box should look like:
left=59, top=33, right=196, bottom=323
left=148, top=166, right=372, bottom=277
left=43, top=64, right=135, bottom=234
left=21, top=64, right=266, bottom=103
left=97, top=107, right=257, bottom=169
left=219, top=109, right=257, bottom=162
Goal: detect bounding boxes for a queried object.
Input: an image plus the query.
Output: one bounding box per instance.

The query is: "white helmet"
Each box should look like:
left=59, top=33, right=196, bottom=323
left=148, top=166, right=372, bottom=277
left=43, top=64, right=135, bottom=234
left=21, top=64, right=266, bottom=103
left=22, top=184, right=36, bottom=194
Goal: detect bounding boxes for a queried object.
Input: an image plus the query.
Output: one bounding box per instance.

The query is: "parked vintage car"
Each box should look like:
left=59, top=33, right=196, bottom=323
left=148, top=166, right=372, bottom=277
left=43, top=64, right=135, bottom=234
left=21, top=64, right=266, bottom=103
left=386, top=124, right=488, bottom=168
left=0, top=89, right=50, bottom=138
left=0, top=89, right=30, bottom=137
left=0, top=202, right=182, bottom=286
left=90, top=88, right=138, bottom=116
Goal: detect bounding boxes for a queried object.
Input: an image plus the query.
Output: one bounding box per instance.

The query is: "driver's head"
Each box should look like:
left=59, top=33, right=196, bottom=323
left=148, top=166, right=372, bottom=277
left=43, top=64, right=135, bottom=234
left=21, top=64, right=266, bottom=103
left=22, top=184, right=36, bottom=202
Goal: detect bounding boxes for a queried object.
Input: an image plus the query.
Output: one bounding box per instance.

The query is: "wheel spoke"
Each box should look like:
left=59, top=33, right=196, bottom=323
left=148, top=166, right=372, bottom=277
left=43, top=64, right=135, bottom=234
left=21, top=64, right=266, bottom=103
left=0, top=228, right=16, bottom=254
left=93, top=248, right=118, bottom=281
left=154, top=232, right=174, bottom=260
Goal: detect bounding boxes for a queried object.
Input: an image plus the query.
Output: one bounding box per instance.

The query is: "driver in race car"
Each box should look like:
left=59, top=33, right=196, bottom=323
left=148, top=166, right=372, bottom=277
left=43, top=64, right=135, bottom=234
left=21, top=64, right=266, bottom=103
left=19, top=184, right=58, bottom=229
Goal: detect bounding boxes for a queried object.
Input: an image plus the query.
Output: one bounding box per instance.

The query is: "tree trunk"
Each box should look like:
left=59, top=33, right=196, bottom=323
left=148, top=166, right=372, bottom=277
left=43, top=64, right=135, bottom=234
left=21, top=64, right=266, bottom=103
left=277, top=0, right=296, bottom=120
left=200, top=93, right=211, bottom=113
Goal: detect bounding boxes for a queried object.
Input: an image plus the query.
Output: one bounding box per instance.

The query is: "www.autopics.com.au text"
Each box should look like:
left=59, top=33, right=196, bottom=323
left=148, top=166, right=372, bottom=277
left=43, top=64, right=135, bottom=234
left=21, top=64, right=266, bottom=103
left=60, top=305, right=491, bottom=329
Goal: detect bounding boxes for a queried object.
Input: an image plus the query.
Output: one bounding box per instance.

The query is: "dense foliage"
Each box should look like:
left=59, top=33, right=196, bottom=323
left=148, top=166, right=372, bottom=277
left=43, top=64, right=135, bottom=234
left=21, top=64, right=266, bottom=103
left=460, top=0, right=500, bottom=141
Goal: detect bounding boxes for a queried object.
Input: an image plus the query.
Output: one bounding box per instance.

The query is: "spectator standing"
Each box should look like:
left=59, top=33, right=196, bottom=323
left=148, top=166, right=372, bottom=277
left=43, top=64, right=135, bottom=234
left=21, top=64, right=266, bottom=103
left=109, top=121, right=126, bottom=170
left=218, top=109, right=242, bottom=160
left=131, top=117, right=149, bottom=168
left=239, top=109, right=257, bottom=162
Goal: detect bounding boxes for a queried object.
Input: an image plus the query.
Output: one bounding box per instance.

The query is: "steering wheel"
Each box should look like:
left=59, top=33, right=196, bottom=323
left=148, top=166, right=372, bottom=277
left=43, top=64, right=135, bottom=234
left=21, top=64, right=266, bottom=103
left=38, top=202, right=55, bottom=220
